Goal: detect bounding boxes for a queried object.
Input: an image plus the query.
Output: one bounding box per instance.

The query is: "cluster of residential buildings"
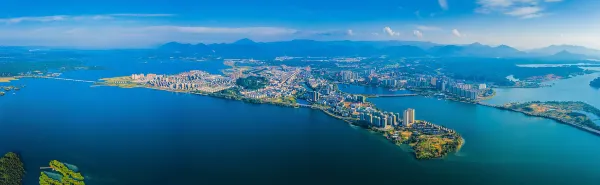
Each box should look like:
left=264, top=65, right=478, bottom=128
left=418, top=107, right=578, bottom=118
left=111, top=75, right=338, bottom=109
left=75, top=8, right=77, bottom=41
left=131, top=71, right=234, bottom=93
left=357, top=108, right=415, bottom=128
left=339, top=70, right=360, bottom=82
left=412, top=121, right=456, bottom=135
left=240, top=66, right=306, bottom=100
left=435, top=79, right=486, bottom=100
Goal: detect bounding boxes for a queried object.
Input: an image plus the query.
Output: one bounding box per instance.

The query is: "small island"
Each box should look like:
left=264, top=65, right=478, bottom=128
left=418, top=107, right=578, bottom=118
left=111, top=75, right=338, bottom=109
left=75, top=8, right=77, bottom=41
left=494, top=101, right=600, bottom=135
left=0, top=152, right=25, bottom=185
left=590, top=77, right=600, bottom=88
left=0, top=85, right=25, bottom=97
left=39, top=160, right=85, bottom=185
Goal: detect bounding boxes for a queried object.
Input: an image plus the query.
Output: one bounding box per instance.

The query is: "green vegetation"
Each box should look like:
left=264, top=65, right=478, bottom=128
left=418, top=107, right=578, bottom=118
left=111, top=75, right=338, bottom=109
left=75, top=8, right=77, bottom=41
left=504, top=101, right=600, bottom=131
left=98, top=76, right=140, bottom=88
left=281, top=96, right=297, bottom=105
left=236, top=76, right=268, bottom=90
left=590, top=77, right=600, bottom=88
left=363, top=122, right=463, bottom=160
left=39, top=160, right=85, bottom=185
left=0, top=152, right=25, bottom=185
left=411, top=135, right=463, bottom=160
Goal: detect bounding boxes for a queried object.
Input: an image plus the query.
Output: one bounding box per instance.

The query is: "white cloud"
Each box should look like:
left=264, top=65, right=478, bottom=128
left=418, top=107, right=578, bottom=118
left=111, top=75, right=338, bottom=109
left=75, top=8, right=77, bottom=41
left=452, top=29, right=462, bottom=37
left=107, top=14, right=174, bottom=17
left=438, top=0, right=449, bottom=10
left=413, top=30, right=423, bottom=38
left=0, top=15, right=68, bottom=23
left=416, top=25, right=442, bottom=31
left=347, top=29, right=354, bottom=36
left=383, top=27, right=400, bottom=36
left=475, top=0, right=559, bottom=18
left=505, top=6, right=542, bottom=16
left=0, top=14, right=174, bottom=23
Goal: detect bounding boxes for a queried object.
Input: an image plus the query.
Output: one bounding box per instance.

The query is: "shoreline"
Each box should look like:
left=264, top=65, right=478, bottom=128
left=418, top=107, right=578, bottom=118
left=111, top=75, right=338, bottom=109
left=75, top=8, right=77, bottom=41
left=95, top=81, right=462, bottom=160
left=478, top=102, right=600, bottom=137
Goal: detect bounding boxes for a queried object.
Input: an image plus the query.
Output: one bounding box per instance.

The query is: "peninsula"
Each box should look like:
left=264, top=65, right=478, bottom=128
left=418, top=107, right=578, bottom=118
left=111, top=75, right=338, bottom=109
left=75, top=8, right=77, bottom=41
left=97, top=67, right=463, bottom=160
left=485, top=101, right=600, bottom=135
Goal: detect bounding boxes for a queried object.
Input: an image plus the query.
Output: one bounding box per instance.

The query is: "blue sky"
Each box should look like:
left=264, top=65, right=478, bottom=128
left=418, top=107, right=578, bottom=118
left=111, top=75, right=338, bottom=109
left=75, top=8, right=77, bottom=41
left=0, top=0, right=599, bottom=49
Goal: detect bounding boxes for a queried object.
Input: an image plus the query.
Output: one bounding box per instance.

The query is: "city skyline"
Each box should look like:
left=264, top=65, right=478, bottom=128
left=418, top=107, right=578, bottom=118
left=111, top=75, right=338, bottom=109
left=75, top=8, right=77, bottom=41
left=1, top=0, right=599, bottom=49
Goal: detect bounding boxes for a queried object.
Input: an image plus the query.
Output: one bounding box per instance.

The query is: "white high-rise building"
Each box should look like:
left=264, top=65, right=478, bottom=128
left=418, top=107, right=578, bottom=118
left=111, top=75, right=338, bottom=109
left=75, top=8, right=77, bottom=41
left=403, top=108, right=415, bottom=127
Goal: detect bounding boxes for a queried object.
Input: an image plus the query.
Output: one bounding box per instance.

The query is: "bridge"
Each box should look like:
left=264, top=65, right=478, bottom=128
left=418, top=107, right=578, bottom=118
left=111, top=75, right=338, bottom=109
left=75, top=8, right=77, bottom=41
left=24, top=76, right=97, bottom=83
left=364, top=94, right=418, bottom=98
left=296, top=103, right=312, bottom=108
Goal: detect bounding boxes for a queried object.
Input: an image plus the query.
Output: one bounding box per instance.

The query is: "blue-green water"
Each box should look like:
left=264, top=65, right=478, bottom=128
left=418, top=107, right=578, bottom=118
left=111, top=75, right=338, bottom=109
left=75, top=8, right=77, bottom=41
left=486, top=73, right=600, bottom=108
left=1, top=62, right=600, bottom=184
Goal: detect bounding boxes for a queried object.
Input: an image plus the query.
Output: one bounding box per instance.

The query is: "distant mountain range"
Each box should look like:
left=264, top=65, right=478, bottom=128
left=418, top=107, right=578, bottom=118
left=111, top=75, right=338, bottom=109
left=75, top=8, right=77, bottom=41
left=157, top=39, right=600, bottom=60
left=529, top=45, right=600, bottom=58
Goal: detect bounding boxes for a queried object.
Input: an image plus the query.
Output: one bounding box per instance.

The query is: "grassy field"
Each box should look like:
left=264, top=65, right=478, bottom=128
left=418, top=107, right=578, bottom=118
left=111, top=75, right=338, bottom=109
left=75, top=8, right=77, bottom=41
left=0, top=77, right=17, bottom=83
left=99, top=76, right=141, bottom=88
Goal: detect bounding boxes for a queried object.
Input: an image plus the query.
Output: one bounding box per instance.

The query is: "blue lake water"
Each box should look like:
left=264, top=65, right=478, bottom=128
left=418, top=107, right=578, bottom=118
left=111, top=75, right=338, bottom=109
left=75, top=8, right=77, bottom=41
left=486, top=73, right=600, bottom=108
left=1, top=61, right=600, bottom=185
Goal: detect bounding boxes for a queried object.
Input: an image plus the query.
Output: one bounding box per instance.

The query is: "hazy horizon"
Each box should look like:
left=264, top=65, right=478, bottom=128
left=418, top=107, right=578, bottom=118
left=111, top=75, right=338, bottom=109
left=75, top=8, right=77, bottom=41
left=1, top=0, right=599, bottom=50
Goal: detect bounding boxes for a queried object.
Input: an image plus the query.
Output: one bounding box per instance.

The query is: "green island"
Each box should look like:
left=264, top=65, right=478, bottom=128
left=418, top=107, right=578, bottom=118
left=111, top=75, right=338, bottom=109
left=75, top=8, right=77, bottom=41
left=97, top=70, right=463, bottom=160
left=0, top=152, right=25, bottom=185
left=488, top=101, right=600, bottom=135
left=590, top=77, right=600, bottom=88
left=39, top=160, right=85, bottom=185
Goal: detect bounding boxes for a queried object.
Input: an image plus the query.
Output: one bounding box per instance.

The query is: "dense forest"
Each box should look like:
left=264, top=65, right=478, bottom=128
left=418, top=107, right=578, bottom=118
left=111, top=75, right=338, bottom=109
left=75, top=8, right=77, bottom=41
left=0, top=152, right=25, bottom=185
left=236, top=76, right=268, bottom=90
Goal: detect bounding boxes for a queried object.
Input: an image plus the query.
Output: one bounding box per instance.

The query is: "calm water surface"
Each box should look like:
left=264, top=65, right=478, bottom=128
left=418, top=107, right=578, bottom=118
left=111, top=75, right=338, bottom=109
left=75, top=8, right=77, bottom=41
left=486, top=73, right=600, bottom=108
